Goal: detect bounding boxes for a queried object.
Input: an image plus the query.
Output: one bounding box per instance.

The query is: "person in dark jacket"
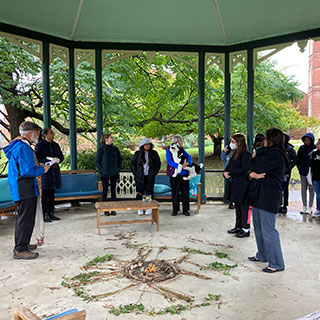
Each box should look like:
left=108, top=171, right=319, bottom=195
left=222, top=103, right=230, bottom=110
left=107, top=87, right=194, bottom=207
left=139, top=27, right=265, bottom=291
left=297, top=132, right=316, bottom=214
left=131, top=137, right=161, bottom=215
left=166, top=134, right=193, bottom=216
left=4, top=121, right=50, bottom=260
left=247, top=127, right=288, bottom=273
left=279, top=134, right=298, bottom=213
left=309, top=139, right=320, bottom=218
left=35, top=128, right=64, bottom=222
left=224, top=134, right=251, bottom=238
left=95, top=133, right=122, bottom=216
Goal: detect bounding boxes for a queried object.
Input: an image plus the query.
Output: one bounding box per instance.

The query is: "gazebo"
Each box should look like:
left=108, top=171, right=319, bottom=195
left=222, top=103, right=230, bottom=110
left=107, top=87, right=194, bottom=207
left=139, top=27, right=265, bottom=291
left=1, top=0, right=320, bottom=199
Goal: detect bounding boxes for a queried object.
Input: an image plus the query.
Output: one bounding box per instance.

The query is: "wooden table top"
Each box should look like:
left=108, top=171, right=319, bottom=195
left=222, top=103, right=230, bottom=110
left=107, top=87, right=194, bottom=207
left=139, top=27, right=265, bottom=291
left=95, top=200, right=159, bottom=210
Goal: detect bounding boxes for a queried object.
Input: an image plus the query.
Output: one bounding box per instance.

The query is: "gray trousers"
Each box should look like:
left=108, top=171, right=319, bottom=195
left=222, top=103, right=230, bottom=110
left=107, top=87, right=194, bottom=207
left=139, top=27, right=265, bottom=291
left=300, top=175, right=314, bottom=207
left=252, top=207, right=285, bottom=270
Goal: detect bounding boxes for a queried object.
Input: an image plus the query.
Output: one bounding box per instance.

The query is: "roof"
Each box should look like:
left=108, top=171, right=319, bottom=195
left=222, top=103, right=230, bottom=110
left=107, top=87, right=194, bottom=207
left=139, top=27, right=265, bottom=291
left=1, top=0, right=320, bottom=50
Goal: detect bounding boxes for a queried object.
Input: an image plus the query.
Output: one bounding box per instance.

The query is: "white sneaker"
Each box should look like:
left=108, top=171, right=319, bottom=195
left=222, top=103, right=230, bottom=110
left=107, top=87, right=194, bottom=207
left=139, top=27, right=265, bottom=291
left=306, top=207, right=312, bottom=214
left=145, top=209, right=152, bottom=215
left=138, top=210, right=144, bottom=215
left=311, top=210, right=320, bottom=218
left=300, top=206, right=307, bottom=214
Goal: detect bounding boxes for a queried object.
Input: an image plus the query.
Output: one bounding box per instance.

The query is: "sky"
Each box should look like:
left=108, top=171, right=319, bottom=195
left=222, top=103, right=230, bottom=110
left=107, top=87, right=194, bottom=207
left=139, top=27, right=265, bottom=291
left=270, top=42, right=309, bottom=93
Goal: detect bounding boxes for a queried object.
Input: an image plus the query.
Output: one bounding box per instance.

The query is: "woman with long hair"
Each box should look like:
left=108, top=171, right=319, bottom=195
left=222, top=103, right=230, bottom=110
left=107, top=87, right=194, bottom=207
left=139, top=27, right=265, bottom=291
left=224, top=134, right=251, bottom=238
left=131, top=138, right=161, bottom=215
left=95, top=133, right=122, bottom=216
left=35, top=128, right=64, bottom=223
left=247, top=127, right=288, bottom=273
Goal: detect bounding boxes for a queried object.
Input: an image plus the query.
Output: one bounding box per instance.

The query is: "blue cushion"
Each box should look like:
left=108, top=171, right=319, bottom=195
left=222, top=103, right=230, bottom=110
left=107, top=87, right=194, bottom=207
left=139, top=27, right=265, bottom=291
left=56, top=173, right=98, bottom=194
left=154, top=184, right=171, bottom=194
left=0, top=178, right=13, bottom=202
left=45, top=309, right=78, bottom=320
left=55, top=190, right=102, bottom=198
left=0, top=201, right=16, bottom=210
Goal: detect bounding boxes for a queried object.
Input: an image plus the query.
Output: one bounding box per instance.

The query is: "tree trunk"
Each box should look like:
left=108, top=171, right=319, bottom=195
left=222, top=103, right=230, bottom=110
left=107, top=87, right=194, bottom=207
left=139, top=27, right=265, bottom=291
left=5, top=104, right=26, bottom=139
left=212, top=135, right=223, bottom=159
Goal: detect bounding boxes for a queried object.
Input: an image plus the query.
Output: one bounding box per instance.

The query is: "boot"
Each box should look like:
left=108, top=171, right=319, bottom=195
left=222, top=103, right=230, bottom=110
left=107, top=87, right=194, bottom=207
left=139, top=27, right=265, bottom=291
left=44, top=212, right=52, bottom=222
left=49, top=212, right=60, bottom=221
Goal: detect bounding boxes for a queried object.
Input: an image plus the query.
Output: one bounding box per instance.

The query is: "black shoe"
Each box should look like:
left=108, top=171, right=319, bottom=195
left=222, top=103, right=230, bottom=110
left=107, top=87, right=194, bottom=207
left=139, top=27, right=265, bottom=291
left=228, top=203, right=236, bottom=209
left=183, top=211, right=190, bottom=216
left=279, top=206, right=287, bottom=214
left=172, top=211, right=178, bottom=216
left=227, top=228, right=241, bottom=234
left=111, top=211, right=117, bottom=216
left=105, top=211, right=111, bottom=216
left=49, top=212, right=60, bottom=221
left=236, top=230, right=250, bottom=238
left=44, top=213, right=52, bottom=223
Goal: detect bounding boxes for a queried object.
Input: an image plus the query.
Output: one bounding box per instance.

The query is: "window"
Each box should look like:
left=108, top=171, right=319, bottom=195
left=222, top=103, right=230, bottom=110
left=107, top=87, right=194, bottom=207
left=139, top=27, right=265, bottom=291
left=310, top=40, right=314, bottom=54
left=309, top=65, right=313, bottom=87
left=308, top=97, right=312, bottom=116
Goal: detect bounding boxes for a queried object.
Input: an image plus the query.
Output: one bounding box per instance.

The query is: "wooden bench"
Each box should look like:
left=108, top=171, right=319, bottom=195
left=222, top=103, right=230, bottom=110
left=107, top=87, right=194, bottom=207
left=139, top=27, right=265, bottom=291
left=0, top=177, right=17, bottom=222
left=95, top=200, right=160, bottom=235
left=55, top=170, right=102, bottom=203
left=13, top=306, right=86, bottom=320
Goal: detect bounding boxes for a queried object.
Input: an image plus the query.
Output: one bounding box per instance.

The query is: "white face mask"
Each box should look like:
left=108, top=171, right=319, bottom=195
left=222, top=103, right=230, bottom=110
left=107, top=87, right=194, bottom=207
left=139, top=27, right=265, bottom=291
left=229, top=142, right=237, bottom=150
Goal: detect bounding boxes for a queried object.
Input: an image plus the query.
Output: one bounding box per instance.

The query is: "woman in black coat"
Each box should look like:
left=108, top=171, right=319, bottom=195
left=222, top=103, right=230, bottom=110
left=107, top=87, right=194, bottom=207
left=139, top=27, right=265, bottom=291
left=35, top=128, right=64, bottom=222
left=131, top=137, right=161, bottom=215
left=224, top=134, right=251, bottom=238
left=95, top=133, right=122, bottom=216
left=247, top=127, right=288, bottom=273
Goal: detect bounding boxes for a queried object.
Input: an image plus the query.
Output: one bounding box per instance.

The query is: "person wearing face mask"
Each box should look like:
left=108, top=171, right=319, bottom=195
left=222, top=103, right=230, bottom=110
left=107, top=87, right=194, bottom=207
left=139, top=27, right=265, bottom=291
left=3, top=121, right=50, bottom=260
left=95, top=133, right=122, bottom=216
left=224, top=134, right=252, bottom=238
left=35, top=128, right=64, bottom=222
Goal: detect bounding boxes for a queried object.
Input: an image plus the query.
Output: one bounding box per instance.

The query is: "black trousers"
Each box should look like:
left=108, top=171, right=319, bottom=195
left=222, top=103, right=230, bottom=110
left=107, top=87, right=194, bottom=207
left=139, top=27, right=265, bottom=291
left=15, top=197, right=37, bottom=252
left=101, top=176, right=118, bottom=201
left=281, top=176, right=290, bottom=207
left=135, top=175, right=155, bottom=200
left=235, top=202, right=250, bottom=229
left=170, top=175, right=190, bottom=213
left=42, top=189, right=55, bottom=214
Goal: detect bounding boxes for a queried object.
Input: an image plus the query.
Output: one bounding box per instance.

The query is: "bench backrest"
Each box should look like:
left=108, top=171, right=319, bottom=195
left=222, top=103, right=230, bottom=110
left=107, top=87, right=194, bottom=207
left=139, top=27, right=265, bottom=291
left=155, top=175, right=170, bottom=186
left=0, top=178, right=13, bottom=202
left=56, top=173, right=98, bottom=194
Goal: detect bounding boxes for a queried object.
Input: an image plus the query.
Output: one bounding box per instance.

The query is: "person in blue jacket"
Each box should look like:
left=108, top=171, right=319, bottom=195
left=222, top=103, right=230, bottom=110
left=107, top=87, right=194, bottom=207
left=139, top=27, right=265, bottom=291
left=297, top=132, right=316, bottom=214
left=4, top=121, right=50, bottom=260
left=166, top=134, right=193, bottom=216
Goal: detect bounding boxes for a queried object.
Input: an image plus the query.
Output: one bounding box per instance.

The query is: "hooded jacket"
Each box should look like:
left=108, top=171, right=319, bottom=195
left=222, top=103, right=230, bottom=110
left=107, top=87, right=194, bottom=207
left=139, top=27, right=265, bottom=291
left=131, top=138, right=161, bottom=183
left=297, top=132, right=316, bottom=176
left=3, top=139, right=45, bottom=201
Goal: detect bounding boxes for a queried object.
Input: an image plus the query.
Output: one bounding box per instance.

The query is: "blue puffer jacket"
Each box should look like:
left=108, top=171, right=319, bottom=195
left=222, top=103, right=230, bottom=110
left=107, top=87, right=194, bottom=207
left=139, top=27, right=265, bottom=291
left=3, top=139, right=45, bottom=201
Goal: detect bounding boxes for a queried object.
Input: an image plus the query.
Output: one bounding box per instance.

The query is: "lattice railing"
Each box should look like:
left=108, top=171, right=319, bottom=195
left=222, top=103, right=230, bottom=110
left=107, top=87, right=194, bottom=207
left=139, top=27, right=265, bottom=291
left=115, top=171, right=224, bottom=200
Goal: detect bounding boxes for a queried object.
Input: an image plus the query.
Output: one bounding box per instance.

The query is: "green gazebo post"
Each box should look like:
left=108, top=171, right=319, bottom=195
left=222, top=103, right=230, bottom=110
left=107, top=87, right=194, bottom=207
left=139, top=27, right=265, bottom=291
left=95, top=49, right=103, bottom=148
left=247, top=48, right=254, bottom=151
left=42, top=41, right=51, bottom=128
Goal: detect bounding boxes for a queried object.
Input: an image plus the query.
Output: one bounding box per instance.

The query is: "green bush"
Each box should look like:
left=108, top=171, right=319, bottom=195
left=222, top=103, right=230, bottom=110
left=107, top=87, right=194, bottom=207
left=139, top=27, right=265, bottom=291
left=62, top=148, right=133, bottom=171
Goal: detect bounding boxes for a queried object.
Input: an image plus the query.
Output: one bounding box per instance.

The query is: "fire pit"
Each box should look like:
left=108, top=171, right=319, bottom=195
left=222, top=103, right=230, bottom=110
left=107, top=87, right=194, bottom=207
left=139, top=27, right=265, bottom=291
left=125, top=259, right=178, bottom=283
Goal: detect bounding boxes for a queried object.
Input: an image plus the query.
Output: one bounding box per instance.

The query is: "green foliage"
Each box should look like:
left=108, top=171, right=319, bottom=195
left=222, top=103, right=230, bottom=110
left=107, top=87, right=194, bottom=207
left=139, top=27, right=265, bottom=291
left=201, top=261, right=238, bottom=272
left=118, top=147, right=133, bottom=170
left=180, top=246, right=213, bottom=255
left=214, top=251, right=230, bottom=259
left=82, top=254, right=113, bottom=270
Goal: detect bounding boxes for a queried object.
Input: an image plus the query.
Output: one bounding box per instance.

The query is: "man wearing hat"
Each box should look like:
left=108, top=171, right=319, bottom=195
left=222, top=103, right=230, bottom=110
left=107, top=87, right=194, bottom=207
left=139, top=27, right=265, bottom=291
left=4, top=121, right=50, bottom=260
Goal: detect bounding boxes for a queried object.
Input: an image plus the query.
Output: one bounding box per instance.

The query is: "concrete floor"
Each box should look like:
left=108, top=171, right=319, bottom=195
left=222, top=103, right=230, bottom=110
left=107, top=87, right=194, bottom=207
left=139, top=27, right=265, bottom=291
left=0, top=198, right=319, bottom=320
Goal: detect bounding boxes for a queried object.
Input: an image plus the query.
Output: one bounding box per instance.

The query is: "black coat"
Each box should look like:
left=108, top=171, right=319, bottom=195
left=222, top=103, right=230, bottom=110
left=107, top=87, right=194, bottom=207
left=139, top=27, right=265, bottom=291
left=247, top=147, right=287, bottom=213
left=225, top=150, right=251, bottom=203
left=35, top=140, right=64, bottom=190
left=131, top=149, right=161, bottom=183
left=95, top=144, right=122, bottom=178
left=285, top=143, right=298, bottom=175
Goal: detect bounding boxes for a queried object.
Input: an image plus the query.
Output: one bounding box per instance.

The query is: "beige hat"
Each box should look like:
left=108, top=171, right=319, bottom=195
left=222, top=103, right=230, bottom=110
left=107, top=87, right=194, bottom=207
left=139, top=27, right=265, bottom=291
left=19, top=121, right=42, bottom=132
